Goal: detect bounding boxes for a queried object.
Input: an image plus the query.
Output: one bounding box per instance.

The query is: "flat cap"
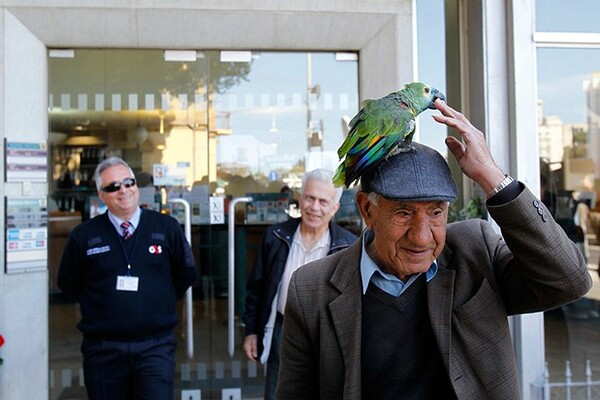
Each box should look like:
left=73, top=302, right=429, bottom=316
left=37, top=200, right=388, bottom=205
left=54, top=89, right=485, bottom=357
left=361, top=142, right=457, bottom=202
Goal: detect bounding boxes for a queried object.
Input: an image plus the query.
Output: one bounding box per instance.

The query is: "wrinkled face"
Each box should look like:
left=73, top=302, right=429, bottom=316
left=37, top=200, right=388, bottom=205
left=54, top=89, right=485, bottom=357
left=299, top=179, right=340, bottom=231
left=356, top=192, right=448, bottom=281
left=98, top=164, right=139, bottom=220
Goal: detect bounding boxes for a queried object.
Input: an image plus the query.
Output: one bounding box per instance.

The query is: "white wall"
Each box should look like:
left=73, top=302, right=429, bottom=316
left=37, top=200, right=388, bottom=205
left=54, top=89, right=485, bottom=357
left=1, top=9, right=49, bottom=400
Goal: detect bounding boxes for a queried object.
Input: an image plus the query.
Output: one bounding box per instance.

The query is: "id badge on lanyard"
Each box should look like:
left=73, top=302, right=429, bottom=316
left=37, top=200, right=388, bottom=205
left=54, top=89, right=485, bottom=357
left=115, top=227, right=140, bottom=292
left=116, top=274, right=139, bottom=291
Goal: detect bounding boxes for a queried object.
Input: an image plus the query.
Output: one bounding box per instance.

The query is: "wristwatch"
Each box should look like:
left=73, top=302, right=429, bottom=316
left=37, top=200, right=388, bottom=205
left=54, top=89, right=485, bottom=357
left=487, top=174, right=514, bottom=198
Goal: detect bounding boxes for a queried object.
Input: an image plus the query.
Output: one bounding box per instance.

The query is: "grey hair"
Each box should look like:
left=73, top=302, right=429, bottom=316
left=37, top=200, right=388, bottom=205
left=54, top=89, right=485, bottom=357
left=301, top=168, right=344, bottom=204
left=367, top=192, right=380, bottom=206
left=93, top=157, right=135, bottom=191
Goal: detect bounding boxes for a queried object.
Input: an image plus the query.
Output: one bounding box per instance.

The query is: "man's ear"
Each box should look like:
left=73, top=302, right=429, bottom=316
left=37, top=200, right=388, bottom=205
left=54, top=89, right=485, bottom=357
left=355, top=191, right=372, bottom=227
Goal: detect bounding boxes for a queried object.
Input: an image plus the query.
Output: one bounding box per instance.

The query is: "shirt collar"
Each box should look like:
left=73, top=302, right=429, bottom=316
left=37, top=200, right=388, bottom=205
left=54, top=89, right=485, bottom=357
left=359, top=230, right=438, bottom=295
left=294, top=225, right=330, bottom=251
left=108, top=207, right=141, bottom=232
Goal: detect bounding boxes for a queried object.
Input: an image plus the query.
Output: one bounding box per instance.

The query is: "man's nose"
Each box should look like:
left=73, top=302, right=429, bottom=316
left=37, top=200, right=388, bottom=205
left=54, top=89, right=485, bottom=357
left=407, top=219, right=432, bottom=245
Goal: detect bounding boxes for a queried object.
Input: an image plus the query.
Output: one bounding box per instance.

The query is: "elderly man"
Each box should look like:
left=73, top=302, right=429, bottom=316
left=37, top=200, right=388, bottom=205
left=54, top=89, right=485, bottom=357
left=276, top=101, right=592, bottom=399
left=242, top=168, right=358, bottom=400
left=58, top=157, right=197, bottom=400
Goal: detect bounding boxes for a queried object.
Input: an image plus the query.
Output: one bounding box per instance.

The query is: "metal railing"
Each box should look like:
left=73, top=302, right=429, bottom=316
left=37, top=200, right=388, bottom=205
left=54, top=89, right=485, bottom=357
left=531, top=361, right=600, bottom=400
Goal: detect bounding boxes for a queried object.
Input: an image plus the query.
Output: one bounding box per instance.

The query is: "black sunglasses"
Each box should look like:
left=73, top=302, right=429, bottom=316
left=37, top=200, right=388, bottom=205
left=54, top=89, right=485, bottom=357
left=101, top=178, right=137, bottom=193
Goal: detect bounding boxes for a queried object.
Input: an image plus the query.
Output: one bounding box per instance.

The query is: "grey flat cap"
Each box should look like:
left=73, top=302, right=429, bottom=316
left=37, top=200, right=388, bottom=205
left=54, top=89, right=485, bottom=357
left=361, top=142, right=457, bottom=202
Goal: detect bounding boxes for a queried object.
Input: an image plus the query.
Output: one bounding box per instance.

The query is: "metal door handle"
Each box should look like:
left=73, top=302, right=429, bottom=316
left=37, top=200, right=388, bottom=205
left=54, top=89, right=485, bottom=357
left=168, top=198, right=194, bottom=359
left=227, top=196, right=252, bottom=357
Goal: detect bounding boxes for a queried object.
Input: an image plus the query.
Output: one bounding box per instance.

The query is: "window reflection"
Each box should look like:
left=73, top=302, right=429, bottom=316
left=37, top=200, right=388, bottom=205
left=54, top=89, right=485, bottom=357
left=213, top=52, right=359, bottom=199
left=49, top=50, right=359, bottom=218
left=537, top=46, right=600, bottom=388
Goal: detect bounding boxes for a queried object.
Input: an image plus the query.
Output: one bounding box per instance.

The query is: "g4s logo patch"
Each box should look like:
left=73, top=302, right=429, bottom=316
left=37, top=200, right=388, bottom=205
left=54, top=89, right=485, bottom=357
left=148, top=245, right=163, bottom=254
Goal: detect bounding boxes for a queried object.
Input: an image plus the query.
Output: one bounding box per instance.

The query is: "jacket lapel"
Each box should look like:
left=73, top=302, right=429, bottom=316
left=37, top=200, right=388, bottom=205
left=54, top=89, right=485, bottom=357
left=328, top=240, right=363, bottom=394
left=428, top=246, right=455, bottom=370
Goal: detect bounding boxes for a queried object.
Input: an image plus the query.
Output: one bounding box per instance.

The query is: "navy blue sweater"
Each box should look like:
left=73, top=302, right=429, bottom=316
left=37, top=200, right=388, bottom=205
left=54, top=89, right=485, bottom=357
left=58, top=209, right=197, bottom=341
left=362, top=276, right=456, bottom=399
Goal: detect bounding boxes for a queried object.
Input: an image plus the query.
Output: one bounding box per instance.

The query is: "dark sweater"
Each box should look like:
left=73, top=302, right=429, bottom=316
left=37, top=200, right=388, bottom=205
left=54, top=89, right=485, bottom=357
left=361, top=275, right=456, bottom=399
left=57, top=209, right=197, bottom=341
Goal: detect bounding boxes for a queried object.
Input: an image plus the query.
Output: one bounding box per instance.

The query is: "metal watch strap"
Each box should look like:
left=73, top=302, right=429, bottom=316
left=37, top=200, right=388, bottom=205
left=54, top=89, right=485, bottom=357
left=487, top=174, right=514, bottom=198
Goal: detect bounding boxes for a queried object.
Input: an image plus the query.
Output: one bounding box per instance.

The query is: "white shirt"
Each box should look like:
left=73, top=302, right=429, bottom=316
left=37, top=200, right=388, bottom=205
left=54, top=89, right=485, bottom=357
left=260, top=225, right=331, bottom=363
left=276, top=226, right=330, bottom=314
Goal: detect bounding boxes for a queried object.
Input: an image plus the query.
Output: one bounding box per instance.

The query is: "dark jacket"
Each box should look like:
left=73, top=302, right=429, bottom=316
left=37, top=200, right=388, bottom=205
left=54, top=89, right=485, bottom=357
left=57, top=209, right=197, bottom=341
left=243, top=217, right=357, bottom=357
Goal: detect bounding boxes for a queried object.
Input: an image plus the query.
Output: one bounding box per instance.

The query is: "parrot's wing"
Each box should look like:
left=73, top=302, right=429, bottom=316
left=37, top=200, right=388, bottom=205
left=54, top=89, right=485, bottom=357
left=337, top=99, right=417, bottom=187
left=337, top=99, right=374, bottom=158
left=337, top=97, right=414, bottom=158
left=341, top=120, right=414, bottom=187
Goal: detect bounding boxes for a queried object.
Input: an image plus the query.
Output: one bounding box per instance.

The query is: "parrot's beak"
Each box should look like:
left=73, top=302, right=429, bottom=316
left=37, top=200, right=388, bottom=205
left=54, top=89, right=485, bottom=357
left=429, top=89, right=446, bottom=109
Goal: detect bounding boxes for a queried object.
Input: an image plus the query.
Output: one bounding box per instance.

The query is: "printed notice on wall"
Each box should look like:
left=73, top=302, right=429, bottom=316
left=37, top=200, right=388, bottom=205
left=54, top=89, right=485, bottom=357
left=5, top=197, right=48, bottom=273
left=5, top=140, right=48, bottom=182
left=152, top=163, right=188, bottom=186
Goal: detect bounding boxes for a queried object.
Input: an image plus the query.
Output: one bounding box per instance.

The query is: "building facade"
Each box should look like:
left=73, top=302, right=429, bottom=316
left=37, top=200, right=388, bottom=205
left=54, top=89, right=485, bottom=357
left=0, top=1, right=553, bottom=399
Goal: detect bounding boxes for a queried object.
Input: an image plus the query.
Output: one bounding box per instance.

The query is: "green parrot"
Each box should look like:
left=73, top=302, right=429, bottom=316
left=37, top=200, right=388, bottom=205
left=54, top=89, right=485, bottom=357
left=332, top=82, right=446, bottom=188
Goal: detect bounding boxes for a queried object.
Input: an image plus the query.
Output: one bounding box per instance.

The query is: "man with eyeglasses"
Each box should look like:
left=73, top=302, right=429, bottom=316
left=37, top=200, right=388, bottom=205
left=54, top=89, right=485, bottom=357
left=276, top=101, right=592, bottom=399
left=58, top=157, right=197, bottom=400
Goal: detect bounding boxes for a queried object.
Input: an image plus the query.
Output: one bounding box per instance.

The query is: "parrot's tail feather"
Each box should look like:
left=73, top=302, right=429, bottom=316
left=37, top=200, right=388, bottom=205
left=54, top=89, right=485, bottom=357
left=332, top=166, right=346, bottom=188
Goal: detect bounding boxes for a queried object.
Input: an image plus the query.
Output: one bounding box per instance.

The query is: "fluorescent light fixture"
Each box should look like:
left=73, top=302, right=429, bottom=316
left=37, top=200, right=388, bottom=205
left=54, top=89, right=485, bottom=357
left=164, top=50, right=197, bottom=62
left=220, top=51, right=252, bottom=62
left=49, top=49, right=75, bottom=58
left=335, top=52, right=358, bottom=61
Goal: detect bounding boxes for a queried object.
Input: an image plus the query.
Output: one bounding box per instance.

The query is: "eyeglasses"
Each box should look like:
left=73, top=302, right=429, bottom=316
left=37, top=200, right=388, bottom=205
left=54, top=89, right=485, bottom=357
left=101, top=178, right=136, bottom=193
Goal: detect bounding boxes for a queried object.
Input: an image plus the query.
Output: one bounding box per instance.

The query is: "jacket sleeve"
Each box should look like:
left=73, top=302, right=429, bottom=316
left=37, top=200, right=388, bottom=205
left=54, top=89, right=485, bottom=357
left=486, top=184, right=592, bottom=314
left=57, top=228, right=85, bottom=300
left=242, top=228, right=271, bottom=336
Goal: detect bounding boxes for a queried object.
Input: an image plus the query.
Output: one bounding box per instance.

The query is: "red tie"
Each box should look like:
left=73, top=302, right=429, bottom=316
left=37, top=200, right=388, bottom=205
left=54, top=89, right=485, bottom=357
left=121, top=221, right=132, bottom=240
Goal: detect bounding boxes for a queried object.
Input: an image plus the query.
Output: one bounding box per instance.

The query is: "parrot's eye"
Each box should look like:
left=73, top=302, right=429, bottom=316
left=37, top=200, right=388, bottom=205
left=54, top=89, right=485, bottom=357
left=424, top=87, right=430, bottom=93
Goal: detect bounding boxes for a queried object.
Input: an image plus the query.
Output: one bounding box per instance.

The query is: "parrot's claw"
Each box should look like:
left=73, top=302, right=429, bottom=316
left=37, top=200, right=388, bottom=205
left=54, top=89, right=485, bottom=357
left=388, top=144, right=414, bottom=157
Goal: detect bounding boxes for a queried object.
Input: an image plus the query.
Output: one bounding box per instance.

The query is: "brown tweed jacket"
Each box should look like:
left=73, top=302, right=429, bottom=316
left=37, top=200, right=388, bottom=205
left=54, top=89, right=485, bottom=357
left=277, top=187, right=592, bottom=400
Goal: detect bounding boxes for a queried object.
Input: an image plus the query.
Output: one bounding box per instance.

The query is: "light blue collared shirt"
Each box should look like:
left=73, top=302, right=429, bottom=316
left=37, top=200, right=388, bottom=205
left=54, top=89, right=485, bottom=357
left=108, top=207, right=142, bottom=237
left=359, top=230, right=438, bottom=296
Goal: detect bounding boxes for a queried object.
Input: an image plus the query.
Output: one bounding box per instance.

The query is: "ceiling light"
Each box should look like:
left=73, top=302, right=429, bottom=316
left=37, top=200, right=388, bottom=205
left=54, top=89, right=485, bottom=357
left=220, top=51, right=252, bottom=63
left=49, top=49, right=75, bottom=58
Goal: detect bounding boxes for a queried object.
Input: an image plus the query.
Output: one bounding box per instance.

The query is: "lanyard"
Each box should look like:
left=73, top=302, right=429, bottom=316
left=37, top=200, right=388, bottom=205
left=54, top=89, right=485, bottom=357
left=117, top=229, right=140, bottom=276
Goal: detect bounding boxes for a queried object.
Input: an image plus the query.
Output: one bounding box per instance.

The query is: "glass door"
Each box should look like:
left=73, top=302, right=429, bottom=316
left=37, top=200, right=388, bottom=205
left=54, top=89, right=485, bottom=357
left=48, top=49, right=360, bottom=399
